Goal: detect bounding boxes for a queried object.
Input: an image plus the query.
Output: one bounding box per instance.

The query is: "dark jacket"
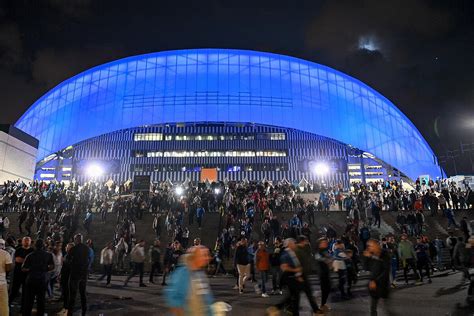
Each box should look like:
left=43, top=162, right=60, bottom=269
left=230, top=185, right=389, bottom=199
left=269, top=246, right=282, bottom=267
left=150, top=246, right=161, bottom=263
left=22, top=249, right=54, bottom=283
left=68, top=243, right=90, bottom=279
left=234, top=244, right=249, bottom=265
left=295, top=244, right=313, bottom=276
left=362, top=249, right=391, bottom=298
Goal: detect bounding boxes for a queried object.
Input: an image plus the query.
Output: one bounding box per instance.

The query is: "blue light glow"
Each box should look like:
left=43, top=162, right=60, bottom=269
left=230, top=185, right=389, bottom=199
left=14, top=49, right=442, bottom=180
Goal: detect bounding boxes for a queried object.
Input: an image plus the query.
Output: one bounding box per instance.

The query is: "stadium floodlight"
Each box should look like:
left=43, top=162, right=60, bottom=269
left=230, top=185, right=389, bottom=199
left=312, top=162, right=330, bottom=176
left=214, top=188, right=221, bottom=195
left=85, top=163, right=104, bottom=178
left=175, top=186, right=184, bottom=196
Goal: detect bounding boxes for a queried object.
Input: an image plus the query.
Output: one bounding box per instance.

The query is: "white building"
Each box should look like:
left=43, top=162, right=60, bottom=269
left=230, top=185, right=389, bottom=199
left=0, top=125, right=38, bottom=183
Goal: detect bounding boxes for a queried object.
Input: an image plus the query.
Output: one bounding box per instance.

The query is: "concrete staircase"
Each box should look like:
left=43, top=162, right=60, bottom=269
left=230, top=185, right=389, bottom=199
left=2, top=207, right=471, bottom=272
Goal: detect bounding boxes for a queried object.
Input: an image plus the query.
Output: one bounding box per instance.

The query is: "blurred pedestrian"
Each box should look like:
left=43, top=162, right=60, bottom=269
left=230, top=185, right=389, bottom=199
left=164, top=245, right=214, bottom=316
left=362, top=239, right=391, bottom=316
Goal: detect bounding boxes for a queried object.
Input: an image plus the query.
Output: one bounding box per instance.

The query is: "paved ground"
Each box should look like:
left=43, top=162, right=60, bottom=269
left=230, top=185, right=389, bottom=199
left=15, top=269, right=472, bottom=316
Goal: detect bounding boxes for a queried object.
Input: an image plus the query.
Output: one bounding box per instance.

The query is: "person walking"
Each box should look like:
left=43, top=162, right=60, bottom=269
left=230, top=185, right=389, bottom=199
left=333, top=240, right=349, bottom=299
left=67, top=233, right=90, bottom=316
left=261, top=219, right=272, bottom=245
left=48, top=241, right=63, bottom=298
left=21, top=239, right=54, bottom=316
left=453, top=236, right=470, bottom=283
left=432, top=236, right=444, bottom=271
left=124, top=240, right=147, bottom=287
left=269, top=237, right=283, bottom=295
left=295, top=235, right=324, bottom=315
left=254, top=241, right=270, bottom=297
left=360, top=225, right=371, bottom=250
left=398, top=233, right=420, bottom=285
left=466, top=236, right=474, bottom=299
left=372, top=201, right=382, bottom=228
left=162, top=242, right=173, bottom=286
left=149, top=240, right=162, bottom=284
left=460, top=217, right=470, bottom=242
left=164, top=245, right=215, bottom=315
left=213, top=240, right=227, bottom=276
left=58, top=242, right=74, bottom=316
left=267, top=238, right=304, bottom=316
left=414, top=237, right=432, bottom=283
left=315, top=237, right=332, bottom=313
left=383, top=236, right=399, bottom=287
left=362, top=239, right=392, bottom=316
left=446, top=232, right=458, bottom=271
left=83, top=210, right=92, bottom=234
left=153, top=213, right=161, bottom=238
left=234, top=238, right=250, bottom=294
left=86, top=239, right=95, bottom=274
left=162, top=241, right=183, bottom=286
left=9, top=236, right=33, bottom=311
left=196, top=206, right=205, bottom=229
left=0, top=238, right=12, bottom=316
left=116, top=237, right=128, bottom=271
left=97, top=242, right=114, bottom=287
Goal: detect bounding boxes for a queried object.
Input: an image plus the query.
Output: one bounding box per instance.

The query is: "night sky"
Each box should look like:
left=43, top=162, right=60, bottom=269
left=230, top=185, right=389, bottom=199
left=0, top=0, right=473, bottom=175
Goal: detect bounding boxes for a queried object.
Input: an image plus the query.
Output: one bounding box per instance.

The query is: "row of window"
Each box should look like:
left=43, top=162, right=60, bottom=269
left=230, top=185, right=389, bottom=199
left=134, top=133, right=163, bottom=141
left=133, top=132, right=286, bottom=142
left=349, top=171, right=384, bottom=176
left=347, top=164, right=383, bottom=170
left=131, top=163, right=289, bottom=172
left=39, top=173, right=71, bottom=179
left=133, top=150, right=287, bottom=158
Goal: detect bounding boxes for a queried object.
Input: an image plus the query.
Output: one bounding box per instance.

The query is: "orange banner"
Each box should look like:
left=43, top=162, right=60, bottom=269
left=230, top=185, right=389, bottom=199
left=200, top=168, right=217, bottom=182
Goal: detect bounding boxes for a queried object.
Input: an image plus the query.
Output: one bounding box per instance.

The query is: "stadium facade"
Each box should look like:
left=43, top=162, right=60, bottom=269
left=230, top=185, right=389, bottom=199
left=14, top=49, right=443, bottom=185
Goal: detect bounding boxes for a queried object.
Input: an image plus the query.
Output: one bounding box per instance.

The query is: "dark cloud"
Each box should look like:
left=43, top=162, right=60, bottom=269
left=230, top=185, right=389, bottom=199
left=0, top=70, right=43, bottom=122
left=0, top=23, right=23, bottom=69
left=305, top=0, right=452, bottom=59
left=32, top=46, right=126, bottom=87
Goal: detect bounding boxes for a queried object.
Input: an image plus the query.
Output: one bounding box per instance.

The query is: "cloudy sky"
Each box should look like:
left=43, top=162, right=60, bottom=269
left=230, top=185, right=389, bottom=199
left=0, top=0, right=473, bottom=174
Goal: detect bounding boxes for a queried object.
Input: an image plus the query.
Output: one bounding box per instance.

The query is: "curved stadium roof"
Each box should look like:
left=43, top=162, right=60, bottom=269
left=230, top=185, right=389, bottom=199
left=15, top=49, right=442, bottom=180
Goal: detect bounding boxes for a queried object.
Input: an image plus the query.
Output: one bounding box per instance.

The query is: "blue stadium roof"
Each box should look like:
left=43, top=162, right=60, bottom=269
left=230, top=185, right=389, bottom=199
left=15, top=49, right=442, bottom=180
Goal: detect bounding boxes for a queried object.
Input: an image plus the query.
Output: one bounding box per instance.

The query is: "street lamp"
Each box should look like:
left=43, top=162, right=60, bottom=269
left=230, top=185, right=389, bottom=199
left=85, top=163, right=104, bottom=178
left=175, top=186, right=184, bottom=196
left=312, top=162, right=330, bottom=176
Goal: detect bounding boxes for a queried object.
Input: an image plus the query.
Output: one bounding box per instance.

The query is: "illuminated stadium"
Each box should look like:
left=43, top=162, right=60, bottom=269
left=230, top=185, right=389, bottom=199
left=14, top=49, right=443, bottom=185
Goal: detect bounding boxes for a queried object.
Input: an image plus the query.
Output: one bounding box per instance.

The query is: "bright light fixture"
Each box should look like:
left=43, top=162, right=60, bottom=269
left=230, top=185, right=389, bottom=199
left=214, top=188, right=221, bottom=195
left=312, top=162, right=330, bottom=176
left=175, top=186, right=184, bottom=196
left=86, top=163, right=104, bottom=178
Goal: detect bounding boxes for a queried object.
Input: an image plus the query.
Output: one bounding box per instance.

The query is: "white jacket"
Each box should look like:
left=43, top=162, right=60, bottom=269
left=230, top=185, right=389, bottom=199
left=100, top=248, right=114, bottom=265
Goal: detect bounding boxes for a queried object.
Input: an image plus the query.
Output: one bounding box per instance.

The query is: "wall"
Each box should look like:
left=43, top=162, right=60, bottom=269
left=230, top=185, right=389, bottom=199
left=0, top=131, right=37, bottom=183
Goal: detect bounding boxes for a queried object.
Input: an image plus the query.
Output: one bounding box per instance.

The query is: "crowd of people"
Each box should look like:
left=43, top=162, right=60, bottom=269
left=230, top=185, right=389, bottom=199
left=0, top=177, right=473, bottom=315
